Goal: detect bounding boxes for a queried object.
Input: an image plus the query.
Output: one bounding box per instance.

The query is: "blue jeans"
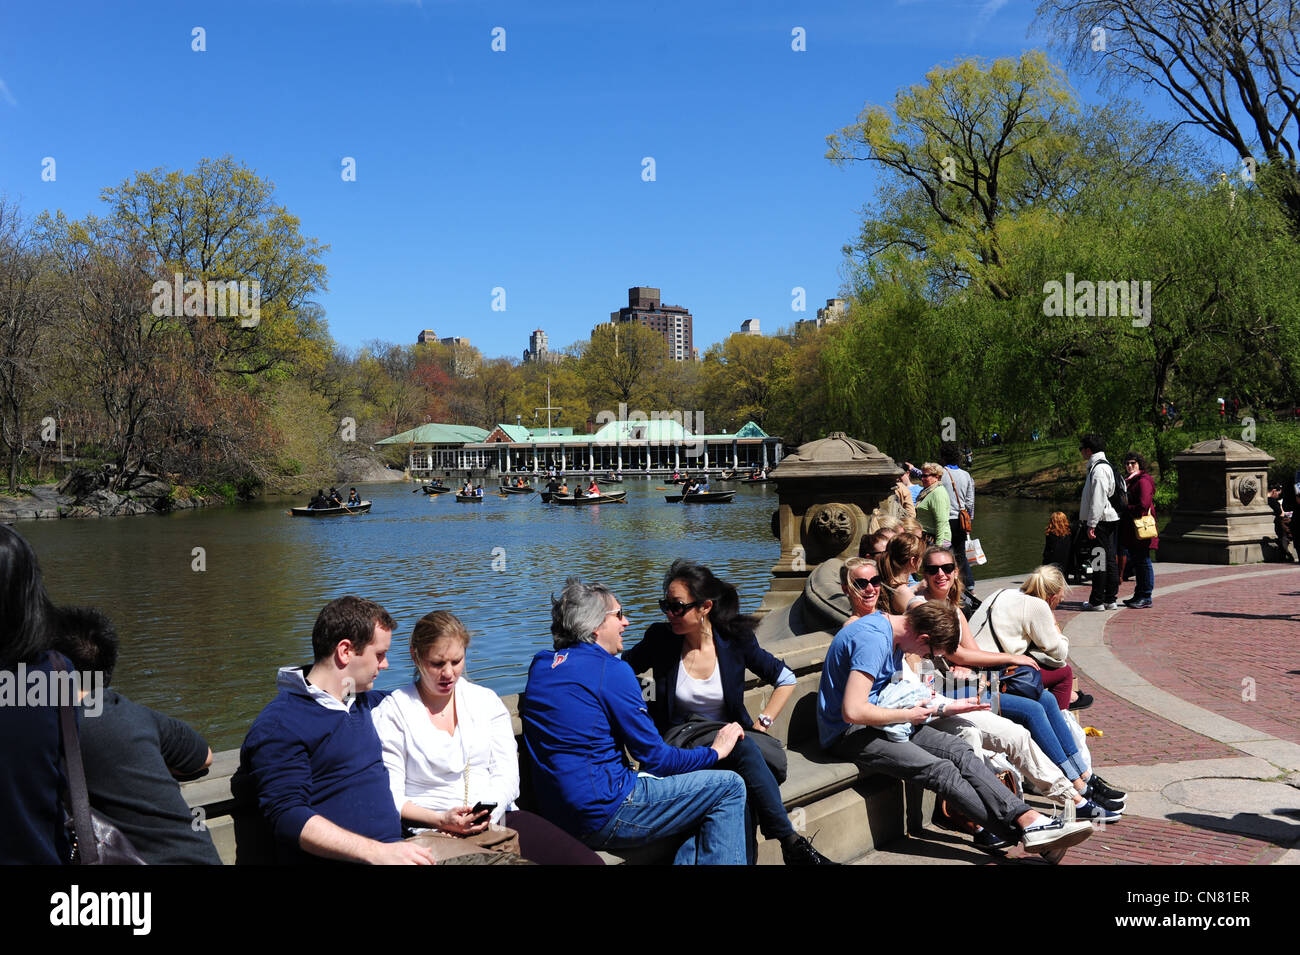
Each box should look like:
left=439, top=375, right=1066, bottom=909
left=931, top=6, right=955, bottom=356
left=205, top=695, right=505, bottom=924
left=953, top=682, right=1087, bottom=780
left=582, top=770, right=747, bottom=865
left=1129, top=540, right=1154, bottom=600
left=717, top=735, right=793, bottom=864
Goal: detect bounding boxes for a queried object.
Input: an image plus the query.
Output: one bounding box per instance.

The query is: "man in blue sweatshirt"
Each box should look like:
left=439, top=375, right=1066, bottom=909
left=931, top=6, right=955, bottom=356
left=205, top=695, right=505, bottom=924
left=520, top=577, right=747, bottom=864
left=236, top=596, right=434, bottom=865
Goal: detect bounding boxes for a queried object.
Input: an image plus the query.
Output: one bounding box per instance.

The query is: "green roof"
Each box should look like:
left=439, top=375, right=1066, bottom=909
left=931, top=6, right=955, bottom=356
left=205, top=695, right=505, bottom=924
left=492, top=423, right=532, bottom=442
left=376, top=423, right=490, bottom=445
left=734, top=421, right=769, bottom=438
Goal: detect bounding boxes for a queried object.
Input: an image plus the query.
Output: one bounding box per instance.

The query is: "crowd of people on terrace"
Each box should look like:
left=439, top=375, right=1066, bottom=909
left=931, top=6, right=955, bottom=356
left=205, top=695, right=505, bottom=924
left=4, top=434, right=1158, bottom=866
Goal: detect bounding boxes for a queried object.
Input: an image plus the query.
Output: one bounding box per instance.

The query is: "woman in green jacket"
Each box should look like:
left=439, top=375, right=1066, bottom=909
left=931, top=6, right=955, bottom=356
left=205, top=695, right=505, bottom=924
left=915, top=462, right=952, bottom=546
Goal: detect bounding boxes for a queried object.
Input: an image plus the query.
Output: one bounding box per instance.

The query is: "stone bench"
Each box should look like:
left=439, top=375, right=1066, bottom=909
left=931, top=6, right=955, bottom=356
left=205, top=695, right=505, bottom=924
left=181, top=658, right=921, bottom=864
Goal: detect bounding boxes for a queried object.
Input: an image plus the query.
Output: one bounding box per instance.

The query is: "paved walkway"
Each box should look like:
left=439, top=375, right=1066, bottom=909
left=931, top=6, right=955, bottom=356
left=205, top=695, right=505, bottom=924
left=860, top=561, right=1300, bottom=866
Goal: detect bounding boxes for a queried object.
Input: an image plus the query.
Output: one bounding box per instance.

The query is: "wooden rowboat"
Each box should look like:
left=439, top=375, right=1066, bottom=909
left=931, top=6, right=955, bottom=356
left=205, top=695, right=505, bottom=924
left=548, top=490, right=627, bottom=506
left=289, top=501, right=372, bottom=517
left=663, top=491, right=735, bottom=504
left=455, top=493, right=485, bottom=503
left=497, top=485, right=534, bottom=495
left=421, top=483, right=451, bottom=494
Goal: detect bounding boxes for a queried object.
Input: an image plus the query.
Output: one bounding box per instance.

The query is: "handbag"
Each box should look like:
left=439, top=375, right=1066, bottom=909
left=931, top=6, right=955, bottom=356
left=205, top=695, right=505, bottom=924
left=1134, top=509, right=1157, bottom=540
left=978, top=592, right=1046, bottom=701
left=663, top=714, right=788, bottom=784
left=959, top=508, right=973, bottom=534
left=55, top=659, right=147, bottom=865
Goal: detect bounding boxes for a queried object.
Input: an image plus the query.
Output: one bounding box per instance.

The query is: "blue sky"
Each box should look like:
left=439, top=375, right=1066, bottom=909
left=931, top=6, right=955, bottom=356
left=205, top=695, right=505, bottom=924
left=0, top=0, right=1229, bottom=358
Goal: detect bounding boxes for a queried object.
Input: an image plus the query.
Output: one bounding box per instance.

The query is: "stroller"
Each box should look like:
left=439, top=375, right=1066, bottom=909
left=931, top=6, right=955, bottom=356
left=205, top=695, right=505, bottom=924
left=1064, top=512, right=1100, bottom=586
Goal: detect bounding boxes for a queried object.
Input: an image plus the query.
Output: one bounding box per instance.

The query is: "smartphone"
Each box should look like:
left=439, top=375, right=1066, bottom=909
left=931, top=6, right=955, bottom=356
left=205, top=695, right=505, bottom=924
left=470, top=801, right=498, bottom=817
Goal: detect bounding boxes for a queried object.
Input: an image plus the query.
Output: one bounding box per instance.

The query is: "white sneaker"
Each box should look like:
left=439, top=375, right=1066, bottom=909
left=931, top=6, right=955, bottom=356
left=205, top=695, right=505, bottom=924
left=1104, top=602, right=1121, bottom=610
left=1021, top=818, right=1093, bottom=854
left=1080, top=602, right=1105, bottom=612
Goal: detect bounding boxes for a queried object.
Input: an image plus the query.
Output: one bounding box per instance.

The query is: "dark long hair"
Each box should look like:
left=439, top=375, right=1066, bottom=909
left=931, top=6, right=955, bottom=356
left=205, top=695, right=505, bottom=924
left=663, top=559, right=758, bottom=643
left=0, top=525, right=56, bottom=670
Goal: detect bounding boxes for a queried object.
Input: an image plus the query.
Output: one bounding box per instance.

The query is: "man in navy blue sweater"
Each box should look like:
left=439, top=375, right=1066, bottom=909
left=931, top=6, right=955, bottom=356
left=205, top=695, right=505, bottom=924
left=521, top=578, right=748, bottom=864
left=237, top=596, right=434, bottom=865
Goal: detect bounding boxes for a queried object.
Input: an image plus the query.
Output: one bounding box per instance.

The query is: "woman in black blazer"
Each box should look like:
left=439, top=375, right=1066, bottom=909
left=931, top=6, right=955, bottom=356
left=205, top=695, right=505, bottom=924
left=621, top=559, right=835, bottom=865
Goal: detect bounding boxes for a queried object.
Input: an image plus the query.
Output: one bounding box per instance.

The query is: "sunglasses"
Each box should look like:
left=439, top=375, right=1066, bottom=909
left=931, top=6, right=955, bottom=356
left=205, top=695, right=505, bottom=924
left=850, top=575, right=883, bottom=591
left=605, top=609, right=627, bottom=620
left=923, top=563, right=956, bottom=575
left=658, top=598, right=703, bottom=617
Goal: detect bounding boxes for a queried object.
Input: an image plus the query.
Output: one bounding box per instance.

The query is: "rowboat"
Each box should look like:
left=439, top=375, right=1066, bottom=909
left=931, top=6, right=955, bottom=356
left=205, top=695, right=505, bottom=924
left=548, top=490, right=627, bottom=506
left=663, top=491, right=735, bottom=504
left=421, top=483, right=451, bottom=494
left=497, top=485, right=534, bottom=495
left=455, top=493, right=485, bottom=503
left=597, top=475, right=624, bottom=484
left=740, top=477, right=770, bottom=484
left=289, top=501, right=372, bottom=517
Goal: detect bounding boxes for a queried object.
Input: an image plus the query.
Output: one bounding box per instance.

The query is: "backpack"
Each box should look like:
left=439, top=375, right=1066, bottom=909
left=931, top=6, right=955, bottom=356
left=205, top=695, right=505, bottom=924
left=1106, top=460, right=1128, bottom=513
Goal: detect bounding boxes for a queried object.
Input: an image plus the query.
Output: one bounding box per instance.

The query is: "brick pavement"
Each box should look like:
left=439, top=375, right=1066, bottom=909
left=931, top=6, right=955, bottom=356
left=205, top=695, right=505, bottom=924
left=995, top=815, right=1289, bottom=865
left=1102, top=570, right=1300, bottom=746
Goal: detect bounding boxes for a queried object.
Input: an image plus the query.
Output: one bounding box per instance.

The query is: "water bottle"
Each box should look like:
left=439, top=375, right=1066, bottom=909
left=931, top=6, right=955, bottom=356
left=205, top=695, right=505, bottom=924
left=990, top=670, right=1001, bottom=716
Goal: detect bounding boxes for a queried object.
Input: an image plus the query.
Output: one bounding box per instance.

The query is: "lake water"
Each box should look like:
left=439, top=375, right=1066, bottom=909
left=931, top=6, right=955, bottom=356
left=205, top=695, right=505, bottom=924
left=18, top=480, right=1071, bottom=750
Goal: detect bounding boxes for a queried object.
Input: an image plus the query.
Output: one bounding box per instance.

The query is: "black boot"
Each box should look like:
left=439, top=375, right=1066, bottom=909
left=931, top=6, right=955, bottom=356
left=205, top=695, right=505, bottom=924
left=781, top=832, right=839, bottom=865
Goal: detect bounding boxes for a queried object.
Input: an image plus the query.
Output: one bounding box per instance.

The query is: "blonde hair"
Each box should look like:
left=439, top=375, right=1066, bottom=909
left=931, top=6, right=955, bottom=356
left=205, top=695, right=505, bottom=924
left=410, top=610, right=471, bottom=657
left=919, top=545, right=963, bottom=608
left=865, top=512, right=902, bottom=535
left=921, top=462, right=943, bottom=478
left=1020, top=564, right=1067, bottom=602
left=840, top=555, right=879, bottom=590
left=899, top=517, right=924, bottom=539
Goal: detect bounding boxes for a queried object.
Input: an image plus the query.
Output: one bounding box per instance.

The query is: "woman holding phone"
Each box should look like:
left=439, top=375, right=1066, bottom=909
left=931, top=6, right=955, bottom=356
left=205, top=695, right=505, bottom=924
left=373, top=610, right=601, bottom=864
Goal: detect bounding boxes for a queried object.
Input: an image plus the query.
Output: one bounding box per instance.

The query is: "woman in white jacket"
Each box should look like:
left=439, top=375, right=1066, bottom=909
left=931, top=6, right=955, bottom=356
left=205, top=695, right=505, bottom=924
left=372, top=610, right=602, bottom=864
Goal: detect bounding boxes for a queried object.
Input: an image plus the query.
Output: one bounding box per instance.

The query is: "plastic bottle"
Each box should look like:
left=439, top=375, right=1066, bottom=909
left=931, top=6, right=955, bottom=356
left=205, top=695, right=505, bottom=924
left=918, top=659, right=936, bottom=700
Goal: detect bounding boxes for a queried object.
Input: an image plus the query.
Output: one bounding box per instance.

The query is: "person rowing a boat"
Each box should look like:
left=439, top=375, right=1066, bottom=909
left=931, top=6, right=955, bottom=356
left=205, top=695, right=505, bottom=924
left=328, top=487, right=343, bottom=507
left=462, top=481, right=474, bottom=496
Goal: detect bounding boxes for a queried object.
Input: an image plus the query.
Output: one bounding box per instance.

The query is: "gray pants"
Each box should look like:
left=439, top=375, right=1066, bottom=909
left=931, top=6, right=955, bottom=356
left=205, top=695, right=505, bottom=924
left=832, top=723, right=1031, bottom=838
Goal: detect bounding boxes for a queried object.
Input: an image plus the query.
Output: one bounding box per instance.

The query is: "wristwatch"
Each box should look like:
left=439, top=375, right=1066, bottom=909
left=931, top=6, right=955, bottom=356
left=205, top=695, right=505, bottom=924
left=757, top=714, right=774, bottom=729
left=935, top=703, right=948, bottom=718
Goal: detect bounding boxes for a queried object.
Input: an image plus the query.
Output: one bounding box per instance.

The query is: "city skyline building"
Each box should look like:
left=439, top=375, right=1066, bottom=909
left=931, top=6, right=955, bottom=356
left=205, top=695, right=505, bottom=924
left=610, top=286, right=694, bottom=362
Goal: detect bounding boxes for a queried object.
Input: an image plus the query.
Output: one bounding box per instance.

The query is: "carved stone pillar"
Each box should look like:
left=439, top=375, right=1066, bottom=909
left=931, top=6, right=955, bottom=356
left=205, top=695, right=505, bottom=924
left=1159, top=437, right=1276, bottom=564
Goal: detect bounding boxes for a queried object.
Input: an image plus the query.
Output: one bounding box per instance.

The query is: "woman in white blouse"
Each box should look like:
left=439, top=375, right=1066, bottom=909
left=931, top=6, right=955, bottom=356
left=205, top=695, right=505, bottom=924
left=372, top=610, right=601, bottom=864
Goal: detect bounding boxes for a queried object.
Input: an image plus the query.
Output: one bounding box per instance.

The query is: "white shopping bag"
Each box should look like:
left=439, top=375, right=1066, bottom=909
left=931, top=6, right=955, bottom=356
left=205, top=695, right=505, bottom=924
left=965, top=537, right=988, bottom=565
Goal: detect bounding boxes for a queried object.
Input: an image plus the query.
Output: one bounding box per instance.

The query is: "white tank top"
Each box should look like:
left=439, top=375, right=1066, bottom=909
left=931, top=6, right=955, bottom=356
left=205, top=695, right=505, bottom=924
left=675, top=660, right=726, bottom=721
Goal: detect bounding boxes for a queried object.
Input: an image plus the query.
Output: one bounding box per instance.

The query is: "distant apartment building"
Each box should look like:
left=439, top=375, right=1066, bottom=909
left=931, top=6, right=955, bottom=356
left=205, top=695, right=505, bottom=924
left=794, top=298, right=850, bottom=335
left=609, top=286, right=694, bottom=362
left=523, top=328, right=552, bottom=363
left=417, top=329, right=438, bottom=344
left=740, top=318, right=760, bottom=335
left=817, top=298, right=848, bottom=326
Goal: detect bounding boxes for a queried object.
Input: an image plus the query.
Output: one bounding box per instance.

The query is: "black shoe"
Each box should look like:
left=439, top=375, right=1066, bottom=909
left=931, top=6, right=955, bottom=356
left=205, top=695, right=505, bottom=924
left=972, top=828, right=1012, bottom=853
left=1087, top=790, right=1126, bottom=813
left=1068, top=692, right=1094, bottom=711
left=1086, top=774, right=1126, bottom=801
left=781, top=833, right=839, bottom=866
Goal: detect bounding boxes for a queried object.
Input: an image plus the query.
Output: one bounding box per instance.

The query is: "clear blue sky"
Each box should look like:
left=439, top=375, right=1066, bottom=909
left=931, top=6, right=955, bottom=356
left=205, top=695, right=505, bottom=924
left=0, top=0, right=1224, bottom=358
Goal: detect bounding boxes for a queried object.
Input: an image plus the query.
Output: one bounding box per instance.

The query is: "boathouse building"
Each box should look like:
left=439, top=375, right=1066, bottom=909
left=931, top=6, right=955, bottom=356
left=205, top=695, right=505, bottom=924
left=377, top=419, right=781, bottom=477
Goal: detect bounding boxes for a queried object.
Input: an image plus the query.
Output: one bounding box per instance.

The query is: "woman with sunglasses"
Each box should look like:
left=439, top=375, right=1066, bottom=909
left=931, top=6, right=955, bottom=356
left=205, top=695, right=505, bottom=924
left=912, top=547, right=1126, bottom=817
left=914, top=463, right=952, bottom=546
left=621, top=558, right=836, bottom=865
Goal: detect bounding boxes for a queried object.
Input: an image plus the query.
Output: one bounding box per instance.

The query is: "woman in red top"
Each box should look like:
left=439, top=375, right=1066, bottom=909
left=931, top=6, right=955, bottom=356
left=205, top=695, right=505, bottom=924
left=1119, top=452, right=1157, bottom=608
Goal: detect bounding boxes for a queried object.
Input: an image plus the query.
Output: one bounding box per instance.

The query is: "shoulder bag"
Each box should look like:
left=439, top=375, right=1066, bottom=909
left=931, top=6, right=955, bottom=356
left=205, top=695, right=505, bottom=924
left=664, top=714, right=788, bottom=784
left=977, top=592, right=1045, bottom=700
